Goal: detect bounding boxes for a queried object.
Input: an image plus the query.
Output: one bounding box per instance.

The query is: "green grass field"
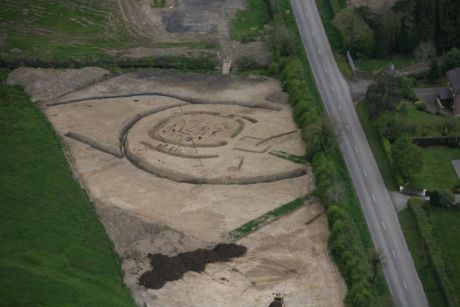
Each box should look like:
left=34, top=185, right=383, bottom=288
left=411, top=147, right=460, bottom=190
left=0, top=0, right=136, bottom=61
left=230, top=0, right=271, bottom=43
left=356, top=56, right=415, bottom=72
left=403, top=102, right=460, bottom=133
left=431, top=208, right=460, bottom=294
left=0, top=69, right=134, bottom=306
left=399, top=209, right=447, bottom=307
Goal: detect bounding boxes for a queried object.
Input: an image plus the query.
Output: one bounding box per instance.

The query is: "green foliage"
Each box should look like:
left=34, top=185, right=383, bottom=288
left=438, top=190, right=455, bottom=208
left=273, top=57, right=320, bottom=127
left=0, top=70, right=134, bottom=306
left=313, top=155, right=375, bottom=306
left=266, top=1, right=393, bottom=304
left=270, top=23, right=295, bottom=58
left=269, top=150, right=308, bottom=164
left=435, top=119, right=458, bottom=137
left=376, top=113, right=416, bottom=142
left=230, top=0, right=271, bottom=43
left=400, top=77, right=416, bottom=101
left=328, top=0, right=346, bottom=15
left=357, top=101, right=399, bottom=189
left=430, top=208, right=460, bottom=296
left=440, top=48, right=460, bottom=72
left=366, top=72, right=402, bottom=119
left=316, top=0, right=345, bottom=52
left=399, top=209, right=447, bottom=307
left=228, top=196, right=307, bottom=239
left=407, top=199, right=459, bottom=307
left=304, top=118, right=335, bottom=159
left=333, top=8, right=375, bottom=55
left=430, top=190, right=441, bottom=207
left=151, top=0, right=165, bottom=7
left=428, top=57, right=442, bottom=83
left=411, top=146, right=460, bottom=190
left=391, top=134, right=423, bottom=182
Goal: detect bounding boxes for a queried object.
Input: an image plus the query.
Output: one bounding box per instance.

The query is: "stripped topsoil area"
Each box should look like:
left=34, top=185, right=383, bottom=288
left=8, top=67, right=345, bottom=306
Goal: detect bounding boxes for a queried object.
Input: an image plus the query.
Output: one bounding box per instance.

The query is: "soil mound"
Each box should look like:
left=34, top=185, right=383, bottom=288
left=139, top=243, right=247, bottom=289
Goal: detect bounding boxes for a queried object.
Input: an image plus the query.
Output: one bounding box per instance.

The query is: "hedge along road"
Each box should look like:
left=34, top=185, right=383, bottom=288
left=290, top=0, right=429, bottom=306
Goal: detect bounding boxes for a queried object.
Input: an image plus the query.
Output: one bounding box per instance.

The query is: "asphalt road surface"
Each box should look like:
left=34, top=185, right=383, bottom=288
left=290, top=0, right=430, bottom=306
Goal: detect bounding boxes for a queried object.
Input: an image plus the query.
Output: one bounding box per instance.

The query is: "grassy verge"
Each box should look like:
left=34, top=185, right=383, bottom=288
left=230, top=0, right=271, bottom=43
left=357, top=101, right=398, bottom=190
left=228, top=196, right=307, bottom=240
left=0, top=69, right=134, bottom=306
left=399, top=209, right=447, bottom=307
left=269, top=150, right=309, bottom=164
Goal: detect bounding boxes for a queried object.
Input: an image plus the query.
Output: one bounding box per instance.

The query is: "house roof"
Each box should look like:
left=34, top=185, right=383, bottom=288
left=438, top=87, right=453, bottom=100
left=446, top=67, right=460, bottom=93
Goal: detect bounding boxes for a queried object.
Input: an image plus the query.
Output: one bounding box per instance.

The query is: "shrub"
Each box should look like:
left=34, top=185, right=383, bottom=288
left=400, top=77, right=416, bottom=101
left=440, top=47, right=460, bottom=72
left=430, top=190, right=441, bottom=207
left=439, top=190, right=455, bottom=208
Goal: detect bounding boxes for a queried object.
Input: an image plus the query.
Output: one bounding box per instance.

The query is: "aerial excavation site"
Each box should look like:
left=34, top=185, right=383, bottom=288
left=9, top=0, right=458, bottom=305
left=7, top=66, right=345, bottom=306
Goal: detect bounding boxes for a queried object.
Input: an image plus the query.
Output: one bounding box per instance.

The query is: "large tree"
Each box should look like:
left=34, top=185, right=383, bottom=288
left=391, top=134, right=423, bottom=181
left=333, top=8, right=374, bottom=55
left=366, top=72, right=401, bottom=119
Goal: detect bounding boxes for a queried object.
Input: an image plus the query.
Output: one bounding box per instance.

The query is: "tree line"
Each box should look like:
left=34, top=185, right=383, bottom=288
left=332, top=0, right=460, bottom=59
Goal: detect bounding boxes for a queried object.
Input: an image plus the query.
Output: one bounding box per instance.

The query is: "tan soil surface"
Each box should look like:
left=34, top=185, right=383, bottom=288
left=10, top=68, right=345, bottom=306
left=144, top=204, right=346, bottom=307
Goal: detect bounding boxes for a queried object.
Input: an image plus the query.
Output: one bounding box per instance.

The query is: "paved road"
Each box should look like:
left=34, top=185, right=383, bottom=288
left=290, top=0, right=429, bottom=306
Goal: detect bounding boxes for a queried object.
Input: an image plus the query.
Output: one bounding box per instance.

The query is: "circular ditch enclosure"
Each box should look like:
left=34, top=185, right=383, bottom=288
left=124, top=104, right=306, bottom=184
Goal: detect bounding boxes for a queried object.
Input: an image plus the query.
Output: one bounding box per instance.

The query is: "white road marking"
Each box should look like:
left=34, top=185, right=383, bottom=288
left=381, top=221, right=386, bottom=229
left=392, top=249, right=397, bottom=258
left=403, top=280, right=408, bottom=289
left=354, top=146, right=359, bottom=153
left=363, top=169, right=367, bottom=177
left=372, top=194, right=376, bottom=202
left=338, top=104, right=342, bottom=111
left=324, top=67, right=328, bottom=73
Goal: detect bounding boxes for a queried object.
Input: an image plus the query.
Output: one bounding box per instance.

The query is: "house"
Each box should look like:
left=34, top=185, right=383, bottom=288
left=437, top=87, right=454, bottom=110
left=446, top=67, right=460, bottom=115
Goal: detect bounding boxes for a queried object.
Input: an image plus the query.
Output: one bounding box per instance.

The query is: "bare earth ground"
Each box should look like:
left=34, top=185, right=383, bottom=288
left=8, top=68, right=345, bottom=306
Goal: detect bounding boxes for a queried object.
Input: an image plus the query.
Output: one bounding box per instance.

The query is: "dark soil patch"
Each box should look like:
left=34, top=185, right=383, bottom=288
left=139, top=243, right=247, bottom=289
